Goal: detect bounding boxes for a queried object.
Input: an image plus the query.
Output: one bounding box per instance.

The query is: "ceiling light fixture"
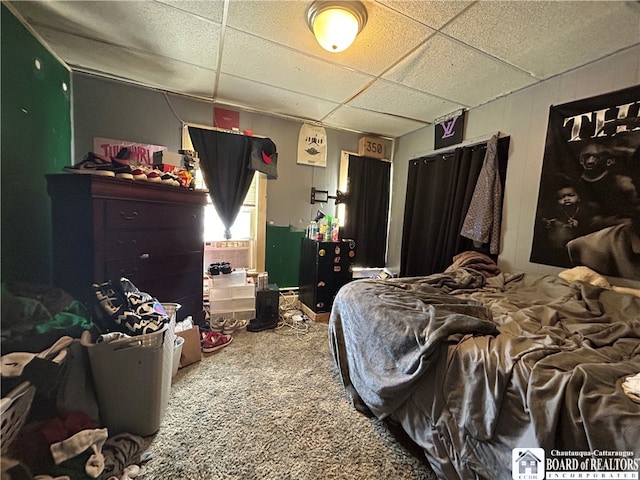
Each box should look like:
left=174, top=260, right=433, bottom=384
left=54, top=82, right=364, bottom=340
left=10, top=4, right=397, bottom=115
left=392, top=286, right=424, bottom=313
left=306, top=1, right=368, bottom=53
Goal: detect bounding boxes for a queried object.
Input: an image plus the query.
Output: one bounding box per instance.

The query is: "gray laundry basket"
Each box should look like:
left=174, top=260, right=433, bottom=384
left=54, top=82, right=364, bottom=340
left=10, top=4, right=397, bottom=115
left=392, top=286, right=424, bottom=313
left=81, top=325, right=172, bottom=436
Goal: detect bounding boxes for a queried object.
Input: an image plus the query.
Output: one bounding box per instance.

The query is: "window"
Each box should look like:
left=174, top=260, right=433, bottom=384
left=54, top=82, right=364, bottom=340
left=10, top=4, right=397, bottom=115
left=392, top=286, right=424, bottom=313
left=203, top=175, right=257, bottom=242
left=182, top=123, right=266, bottom=271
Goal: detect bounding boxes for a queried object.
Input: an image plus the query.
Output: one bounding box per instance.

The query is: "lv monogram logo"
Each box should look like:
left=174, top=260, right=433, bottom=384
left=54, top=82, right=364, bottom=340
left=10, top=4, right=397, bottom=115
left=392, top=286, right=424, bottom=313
left=440, top=116, right=458, bottom=139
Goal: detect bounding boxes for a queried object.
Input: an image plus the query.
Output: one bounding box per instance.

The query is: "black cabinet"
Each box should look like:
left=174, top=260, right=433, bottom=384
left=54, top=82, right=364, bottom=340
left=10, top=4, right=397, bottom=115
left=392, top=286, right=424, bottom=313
left=298, top=238, right=356, bottom=314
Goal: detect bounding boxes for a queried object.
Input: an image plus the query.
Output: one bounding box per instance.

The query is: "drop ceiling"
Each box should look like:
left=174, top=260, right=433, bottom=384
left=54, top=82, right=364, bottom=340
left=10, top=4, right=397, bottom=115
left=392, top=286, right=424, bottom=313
left=6, top=0, right=640, bottom=138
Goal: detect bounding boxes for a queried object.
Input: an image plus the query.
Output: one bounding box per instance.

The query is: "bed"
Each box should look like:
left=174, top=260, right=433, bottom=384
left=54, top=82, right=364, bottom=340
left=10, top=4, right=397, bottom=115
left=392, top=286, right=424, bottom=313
left=328, top=266, right=640, bottom=479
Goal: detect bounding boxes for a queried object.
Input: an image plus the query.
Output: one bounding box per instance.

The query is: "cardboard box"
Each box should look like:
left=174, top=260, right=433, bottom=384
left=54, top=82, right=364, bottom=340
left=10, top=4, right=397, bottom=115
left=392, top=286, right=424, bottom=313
left=358, top=136, right=387, bottom=159
left=176, top=326, right=201, bottom=368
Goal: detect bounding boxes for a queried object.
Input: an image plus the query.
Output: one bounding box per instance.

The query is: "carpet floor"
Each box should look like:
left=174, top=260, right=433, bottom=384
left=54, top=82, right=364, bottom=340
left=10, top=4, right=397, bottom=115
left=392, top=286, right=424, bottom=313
left=138, top=320, right=437, bottom=480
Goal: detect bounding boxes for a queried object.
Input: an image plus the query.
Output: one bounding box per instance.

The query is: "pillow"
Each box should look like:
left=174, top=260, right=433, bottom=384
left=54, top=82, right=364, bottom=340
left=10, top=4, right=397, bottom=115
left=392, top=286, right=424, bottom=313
left=558, top=266, right=611, bottom=289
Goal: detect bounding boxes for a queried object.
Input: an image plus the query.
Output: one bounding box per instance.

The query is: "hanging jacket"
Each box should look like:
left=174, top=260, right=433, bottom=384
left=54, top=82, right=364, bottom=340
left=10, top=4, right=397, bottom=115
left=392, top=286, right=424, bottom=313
left=460, top=134, right=502, bottom=254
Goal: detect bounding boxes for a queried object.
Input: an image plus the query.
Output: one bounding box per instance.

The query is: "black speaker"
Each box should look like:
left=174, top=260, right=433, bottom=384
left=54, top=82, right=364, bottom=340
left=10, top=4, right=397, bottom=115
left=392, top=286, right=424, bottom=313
left=256, top=283, right=279, bottom=320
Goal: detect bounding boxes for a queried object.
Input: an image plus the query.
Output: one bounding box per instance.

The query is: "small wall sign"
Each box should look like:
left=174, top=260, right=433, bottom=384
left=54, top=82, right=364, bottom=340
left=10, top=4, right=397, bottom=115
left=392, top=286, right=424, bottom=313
left=358, top=136, right=386, bottom=159
left=93, top=137, right=166, bottom=166
left=434, top=109, right=466, bottom=149
left=298, top=124, right=327, bottom=167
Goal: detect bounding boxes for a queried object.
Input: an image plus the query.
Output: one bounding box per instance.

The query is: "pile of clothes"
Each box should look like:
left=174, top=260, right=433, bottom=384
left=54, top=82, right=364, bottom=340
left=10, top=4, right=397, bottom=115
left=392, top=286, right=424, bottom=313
left=1, top=280, right=164, bottom=480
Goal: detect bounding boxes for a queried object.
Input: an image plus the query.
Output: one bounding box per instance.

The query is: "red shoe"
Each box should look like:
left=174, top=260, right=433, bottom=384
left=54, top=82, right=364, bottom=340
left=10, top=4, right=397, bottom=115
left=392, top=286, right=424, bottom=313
left=201, top=331, right=232, bottom=353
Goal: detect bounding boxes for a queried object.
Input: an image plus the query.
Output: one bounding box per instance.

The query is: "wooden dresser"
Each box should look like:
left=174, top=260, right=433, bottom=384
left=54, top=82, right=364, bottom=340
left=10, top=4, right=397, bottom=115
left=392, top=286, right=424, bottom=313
left=46, top=174, right=208, bottom=320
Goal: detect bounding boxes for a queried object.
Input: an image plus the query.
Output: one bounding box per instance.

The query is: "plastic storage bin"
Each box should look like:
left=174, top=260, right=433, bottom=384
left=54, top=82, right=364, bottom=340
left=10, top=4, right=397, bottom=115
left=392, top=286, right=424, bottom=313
left=172, top=335, right=184, bottom=377
left=82, top=326, right=172, bottom=436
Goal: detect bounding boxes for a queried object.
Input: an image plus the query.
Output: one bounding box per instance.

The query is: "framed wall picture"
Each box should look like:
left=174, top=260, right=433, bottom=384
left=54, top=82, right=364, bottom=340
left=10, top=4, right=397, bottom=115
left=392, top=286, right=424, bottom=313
left=530, top=85, right=640, bottom=280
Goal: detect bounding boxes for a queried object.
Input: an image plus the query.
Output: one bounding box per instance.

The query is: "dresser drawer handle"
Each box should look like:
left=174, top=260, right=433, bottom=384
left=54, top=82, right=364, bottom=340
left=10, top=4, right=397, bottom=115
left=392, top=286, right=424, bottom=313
left=120, top=211, right=139, bottom=220
left=140, top=253, right=150, bottom=259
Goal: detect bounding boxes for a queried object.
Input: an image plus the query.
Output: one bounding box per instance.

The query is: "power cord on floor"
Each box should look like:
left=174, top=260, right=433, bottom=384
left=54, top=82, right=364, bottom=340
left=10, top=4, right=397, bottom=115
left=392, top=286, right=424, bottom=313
left=275, top=292, right=315, bottom=338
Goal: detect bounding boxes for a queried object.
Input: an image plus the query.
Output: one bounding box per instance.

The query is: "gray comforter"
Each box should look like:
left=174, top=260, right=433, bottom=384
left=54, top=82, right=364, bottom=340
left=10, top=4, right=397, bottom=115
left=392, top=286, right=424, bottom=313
left=328, top=268, right=640, bottom=479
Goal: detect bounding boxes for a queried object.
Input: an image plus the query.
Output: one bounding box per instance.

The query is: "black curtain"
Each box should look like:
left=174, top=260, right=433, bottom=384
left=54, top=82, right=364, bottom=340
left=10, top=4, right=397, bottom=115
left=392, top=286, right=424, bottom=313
left=400, top=137, right=509, bottom=277
left=188, top=127, right=254, bottom=239
left=342, top=155, right=390, bottom=267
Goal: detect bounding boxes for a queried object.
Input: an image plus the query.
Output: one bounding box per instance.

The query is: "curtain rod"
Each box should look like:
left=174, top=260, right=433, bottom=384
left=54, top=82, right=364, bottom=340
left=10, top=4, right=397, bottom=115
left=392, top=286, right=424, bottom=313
left=411, top=131, right=501, bottom=160
left=183, top=122, right=266, bottom=139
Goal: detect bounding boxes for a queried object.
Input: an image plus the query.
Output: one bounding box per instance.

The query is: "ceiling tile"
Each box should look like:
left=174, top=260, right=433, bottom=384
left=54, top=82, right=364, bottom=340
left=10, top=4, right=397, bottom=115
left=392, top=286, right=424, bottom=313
left=377, top=0, right=473, bottom=29
left=383, top=33, right=537, bottom=106
left=348, top=78, right=465, bottom=122
left=155, top=0, right=224, bottom=23
left=216, top=74, right=340, bottom=122
left=12, top=0, right=221, bottom=69
left=442, top=1, right=640, bottom=79
left=35, top=26, right=216, bottom=98
left=226, top=0, right=436, bottom=77
left=324, top=105, right=427, bottom=138
left=219, top=29, right=375, bottom=103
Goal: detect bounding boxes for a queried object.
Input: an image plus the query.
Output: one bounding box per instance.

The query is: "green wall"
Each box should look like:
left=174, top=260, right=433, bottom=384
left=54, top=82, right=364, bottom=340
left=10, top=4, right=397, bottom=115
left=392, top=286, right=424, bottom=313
left=1, top=5, right=71, bottom=283
left=265, top=225, right=305, bottom=289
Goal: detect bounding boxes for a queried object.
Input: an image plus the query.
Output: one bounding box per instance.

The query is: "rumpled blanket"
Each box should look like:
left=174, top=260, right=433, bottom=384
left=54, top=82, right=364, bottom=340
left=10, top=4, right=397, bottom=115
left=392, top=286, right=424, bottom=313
left=329, top=268, right=640, bottom=480
left=444, top=250, right=501, bottom=278
left=329, top=268, right=496, bottom=418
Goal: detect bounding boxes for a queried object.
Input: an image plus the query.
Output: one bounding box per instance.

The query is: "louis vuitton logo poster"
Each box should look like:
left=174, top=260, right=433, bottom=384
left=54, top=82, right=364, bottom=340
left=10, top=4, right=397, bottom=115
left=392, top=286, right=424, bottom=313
left=434, top=109, right=466, bottom=149
left=529, top=85, right=640, bottom=280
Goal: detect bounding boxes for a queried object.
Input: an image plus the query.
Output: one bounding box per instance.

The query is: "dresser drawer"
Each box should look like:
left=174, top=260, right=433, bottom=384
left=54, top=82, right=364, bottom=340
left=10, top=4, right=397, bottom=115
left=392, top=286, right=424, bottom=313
left=104, top=252, right=202, bottom=285
left=103, top=199, right=204, bottom=230
left=136, top=271, right=203, bottom=306
left=103, top=230, right=203, bottom=261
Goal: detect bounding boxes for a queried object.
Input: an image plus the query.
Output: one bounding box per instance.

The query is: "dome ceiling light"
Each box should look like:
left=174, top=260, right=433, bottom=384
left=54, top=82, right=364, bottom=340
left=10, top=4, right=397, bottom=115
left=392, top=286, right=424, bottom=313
left=306, top=1, right=368, bottom=53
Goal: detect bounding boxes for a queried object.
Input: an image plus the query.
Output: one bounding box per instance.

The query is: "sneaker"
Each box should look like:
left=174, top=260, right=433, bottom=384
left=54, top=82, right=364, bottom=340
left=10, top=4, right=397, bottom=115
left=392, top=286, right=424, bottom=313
left=209, top=316, right=226, bottom=333
left=146, top=169, right=163, bottom=182
left=115, top=166, right=134, bottom=180
left=201, top=331, right=232, bottom=353
left=64, top=153, right=117, bottom=176
left=222, top=318, right=248, bottom=335
left=161, top=172, right=180, bottom=186
left=64, top=152, right=133, bottom=178
left=131, top=167, right=148, bottom=181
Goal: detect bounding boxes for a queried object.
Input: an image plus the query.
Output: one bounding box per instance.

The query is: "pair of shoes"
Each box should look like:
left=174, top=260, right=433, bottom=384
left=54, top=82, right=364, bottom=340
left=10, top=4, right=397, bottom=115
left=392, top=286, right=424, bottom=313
left=200, top=330, right=232, bottom=353
left=209, top=316, right=248, bottom=334
left=208, top=262, right=232, bottom=275
left=223, top=318, right=248, bottom=334
left=247, top=314, right=279, bottom=332
left=64, top=150, right=133, bottom=178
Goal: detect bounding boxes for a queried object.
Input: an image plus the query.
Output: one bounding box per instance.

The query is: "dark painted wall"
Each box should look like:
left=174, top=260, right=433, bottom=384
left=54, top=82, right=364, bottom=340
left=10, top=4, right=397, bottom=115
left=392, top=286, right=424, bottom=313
left=1, top=5, right=71, bottom=284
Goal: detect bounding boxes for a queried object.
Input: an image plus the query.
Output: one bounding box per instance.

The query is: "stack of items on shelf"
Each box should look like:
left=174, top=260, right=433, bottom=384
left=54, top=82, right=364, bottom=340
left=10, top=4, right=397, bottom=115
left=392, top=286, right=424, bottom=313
left=63, top=147, right=196, bottom=189
left=307, top=213, right=340, bottom=242
left=204, top=268, right=256, bottom=329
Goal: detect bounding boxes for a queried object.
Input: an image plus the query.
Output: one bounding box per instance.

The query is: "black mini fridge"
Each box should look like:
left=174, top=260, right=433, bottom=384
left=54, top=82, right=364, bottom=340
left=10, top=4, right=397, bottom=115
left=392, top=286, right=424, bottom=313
left=298, top=237, right=356, bottom=314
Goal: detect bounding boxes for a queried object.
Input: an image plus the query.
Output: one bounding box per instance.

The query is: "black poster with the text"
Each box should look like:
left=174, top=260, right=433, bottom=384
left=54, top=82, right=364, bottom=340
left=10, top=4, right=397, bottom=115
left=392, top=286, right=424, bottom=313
left=530, top=85, right=640, bottom=280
